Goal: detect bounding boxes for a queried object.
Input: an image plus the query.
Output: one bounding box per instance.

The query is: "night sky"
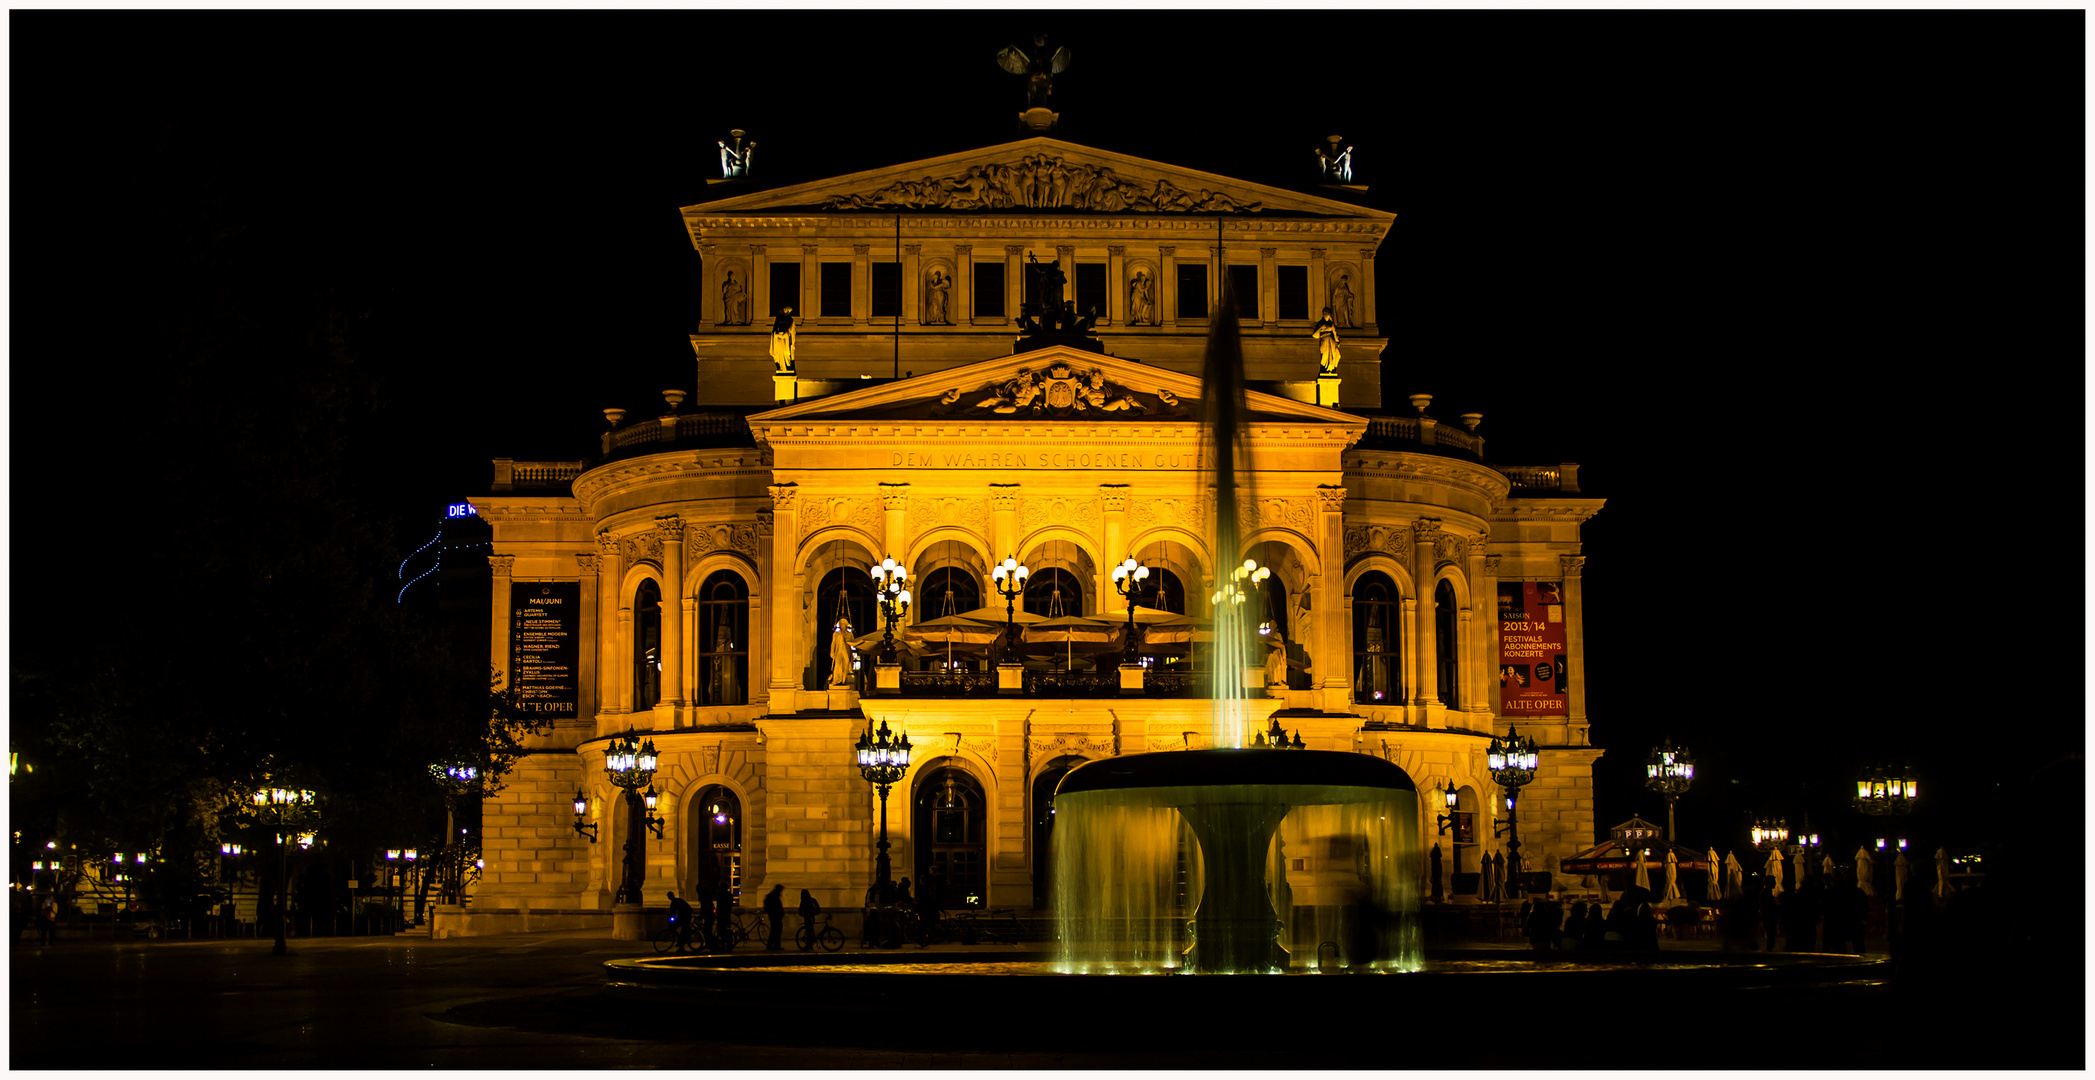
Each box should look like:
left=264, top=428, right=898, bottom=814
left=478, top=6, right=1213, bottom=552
left=12, top=11, right=2081, bottom=859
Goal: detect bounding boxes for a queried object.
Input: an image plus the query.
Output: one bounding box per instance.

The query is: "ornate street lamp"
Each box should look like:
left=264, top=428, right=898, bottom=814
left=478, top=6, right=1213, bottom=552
left=1750, top=817, right=1790, bottom=852
left=853, top=718, right=912, bottom=920
left=604, top=733, right=661, bottom=905
left=991, top=556, right=1029, bottom=665
left=1255, top=717, right=1305, bottom=749
left=1487, top=729, right=1539, bottom=898
left=571, top=791, right=598, bottom=842
left=1109, top=556, right=1148, bottom=665
left=869, top=557, right=912, bottom=664
left=249, top=785, right=317, bottom=956
left=1644, top=737, right=1694, bottom=843
left=1434, top=779, right=1461, bottom=835
left=1854, top=762, right=1919, bottom=816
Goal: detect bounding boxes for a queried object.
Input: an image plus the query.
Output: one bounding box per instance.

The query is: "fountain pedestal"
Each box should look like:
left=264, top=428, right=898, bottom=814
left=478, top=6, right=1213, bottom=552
left=1179, top=799, right=1292, bottom=973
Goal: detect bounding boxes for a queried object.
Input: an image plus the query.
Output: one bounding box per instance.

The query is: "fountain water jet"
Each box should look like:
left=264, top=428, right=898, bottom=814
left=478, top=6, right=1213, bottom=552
left=1051, top=281, right=1423, bottom=974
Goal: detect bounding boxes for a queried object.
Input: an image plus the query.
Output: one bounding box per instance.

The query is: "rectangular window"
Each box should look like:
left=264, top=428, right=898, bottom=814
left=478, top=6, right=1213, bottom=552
left=870, top=262, right=900, bottom=318
left=820, top=262, right=852, bottom=318
left=1074, top=263, right=1107, bottom=319
left=1228, top=264, right=1259, bottom=319
left=769, top=262, right=800, bottom=317
left=1277, top=265, right=1309, bottom=320
left=1177, top=263, right=1208, bottom=321
left=974, top=262, right=1005, bottom=318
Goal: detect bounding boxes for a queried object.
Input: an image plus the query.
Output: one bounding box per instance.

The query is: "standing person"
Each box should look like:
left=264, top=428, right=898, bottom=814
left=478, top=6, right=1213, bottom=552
left=713, top=882, right=734, bottom=949
left=1757, top=881, right=1782, bottom=951
left=35, top=894, right=56, bottom=946
left=666, top=891, right=695, bottom=951
left=695, top=887, right=716, bottom=950
left=762, top=884, right=786, bottom=951
left=797, top=889, right=821, bottom=949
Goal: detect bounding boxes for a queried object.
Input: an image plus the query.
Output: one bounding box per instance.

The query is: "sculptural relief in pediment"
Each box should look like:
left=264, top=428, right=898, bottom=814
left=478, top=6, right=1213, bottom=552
left=820, top=153, right=1262, bottom=214
left=930, top=363, right=1191, bottom=419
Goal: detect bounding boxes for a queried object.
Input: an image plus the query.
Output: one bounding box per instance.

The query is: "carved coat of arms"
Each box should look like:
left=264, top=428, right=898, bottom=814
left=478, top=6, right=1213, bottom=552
left=973, top=364, right=1143, bottom=416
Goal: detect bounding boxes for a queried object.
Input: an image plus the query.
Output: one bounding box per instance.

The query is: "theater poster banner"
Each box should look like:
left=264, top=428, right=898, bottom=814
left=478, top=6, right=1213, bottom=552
left=1497, top=582, right=1567, bottom=718
left=511, top=581, right=580, bottom=718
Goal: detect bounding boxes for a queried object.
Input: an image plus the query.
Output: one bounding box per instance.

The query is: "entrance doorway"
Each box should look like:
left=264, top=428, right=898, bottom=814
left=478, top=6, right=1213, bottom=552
left=913, top=763, right=986, bottom=909
left=693, top=785, right=743, bottom=903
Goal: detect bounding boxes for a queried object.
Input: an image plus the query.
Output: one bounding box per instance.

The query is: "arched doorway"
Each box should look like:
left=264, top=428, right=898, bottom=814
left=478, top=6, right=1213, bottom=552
left=692, top=785, right=744, bottom=902
left=1031, top=756, right=1089, bottom=909
left=913, top=763, right=987, bottom=910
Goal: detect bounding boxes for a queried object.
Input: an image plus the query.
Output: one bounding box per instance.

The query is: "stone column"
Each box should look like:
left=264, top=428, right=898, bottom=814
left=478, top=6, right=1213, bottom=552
left=1359, top=247, right=1379, bottom=332
left=954, top=244, right=972, bottom=322
left=576, top=552, right=603, bottom=720
left=697, top=243, right=716, bottom=327
left=1309, top=248, right=1327, bottom=319
left=768, top=486, right=801, bottom=695
left=1100, top=484, right=1128, bottom=604
left=751, top=244, right=769, bottom=322
left=1560, top=555, right=1588, bottom=732
left=1315, top=486, right=1349, bottom=705
left=852, top=244, right=870, bottom=326
left=800, top=245, right=819, bottom=322
left=1410, top=518, right=1440, bottom=711
left=902, top=244, right=922, bottom=326
left=1004, top=244, right=1024, bottom=323
left=596, top=533, right=625, bottom=715
left=1464, top=536, right=1490, bottom=722
left=878, top=484, right=908, bottom=560
left=1159, top=245, right=1178, bottom=329
left=1106, top=246, right=1126, bottom=325
left=752, top=509, right=774, bottom=708
left=990, top=485, right=1020, bottom=561
left=490, top=553, right=515, bottom=695
left=1482, top=553, right=1502, bottom=718
left=657, top=515, right=685, bottom=707
left=1258, top=247, right=1277, bottom=328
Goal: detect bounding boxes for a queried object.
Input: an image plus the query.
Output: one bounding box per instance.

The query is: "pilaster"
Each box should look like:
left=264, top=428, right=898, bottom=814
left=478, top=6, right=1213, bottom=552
left=1481, top=553, right=1502, bottom=720
left=799, top=244, right=819, bottom=321
left=1003, top=244, right=1023, bottom=323
left=1106, top=246, right=1126, bottom=324
left=1465, top=537, right=1490, bottom=723
left=1258, top=246, right=1277, bottom=328
left=1309, top=248, right=1327, bottom=319
left=1159, top=245, right=1178, bottom=329
left=768, top=485, right=801, bottom=693
left=1561, top=554, right=1588, bottom=732
left=1359, top=247, right=1379, bottom=332
left=901, top=244, right=922, bottom=326
left=954, top=244, right=972, bottom=321
left=754, top=509, right=774, bottom=707
left=851, top=243, right=871, bottom=326
left=576, top=552, right=603, bottom=720
left=1410, top=518, right=1440, bottom=712
left=879, top=483, right=909, bottom=559
left=657, top=515, right=684, bottom=707
left=990, top=484, right=1019, bottom=559
left=1315, top=486, right=1348, bottom=709
left=490, top=554, right=515, bottom=694
left=1099, top=484, right=1128, bottom=606
left=596, top=532, right=626, bottom=717
left=751, top=243, right=769, bottom=321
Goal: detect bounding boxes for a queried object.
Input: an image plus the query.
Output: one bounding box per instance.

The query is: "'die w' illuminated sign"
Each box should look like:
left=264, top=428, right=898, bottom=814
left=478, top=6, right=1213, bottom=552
left=447, top=502, right=478, bottom=518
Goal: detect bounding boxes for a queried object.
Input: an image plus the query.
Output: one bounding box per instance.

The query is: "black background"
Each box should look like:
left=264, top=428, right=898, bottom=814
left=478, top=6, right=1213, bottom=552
left=11, top=11, right=2081, bottom=859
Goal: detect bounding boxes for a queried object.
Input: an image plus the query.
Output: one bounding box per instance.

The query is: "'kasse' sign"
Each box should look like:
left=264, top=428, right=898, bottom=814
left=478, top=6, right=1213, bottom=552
left=511, top=582, right=580, bottom=715
left=1497, top=582, right=1567, bottom=718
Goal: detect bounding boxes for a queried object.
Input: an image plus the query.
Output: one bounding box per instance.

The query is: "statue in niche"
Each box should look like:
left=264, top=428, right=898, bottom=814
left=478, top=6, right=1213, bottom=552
left=924, top=268, right=952, bottom=325
left=1127, top=270, right=1155, bottom=325
left=1264, top=632, right=1290, bottom=689
left=769, top=307, right=799, bottom=374
left=720, top=270, right=749, bottom=325
left=1312, top=307, right=1341, bottom=372
left=996, top=34, right=1070, bottom=110
left=711, top=610, right=743, bottom=705
left=1329, top=273, right=1356, bottom=328
left=827, top=616, right=856, bottom=688
left=718, top=130, right=754, bottom=179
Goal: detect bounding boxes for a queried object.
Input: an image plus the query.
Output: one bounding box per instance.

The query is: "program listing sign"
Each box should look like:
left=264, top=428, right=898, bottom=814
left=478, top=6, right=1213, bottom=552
left=511, top=581, right=580, bottom=716
left=1497, top=582, right=1567, bottom=718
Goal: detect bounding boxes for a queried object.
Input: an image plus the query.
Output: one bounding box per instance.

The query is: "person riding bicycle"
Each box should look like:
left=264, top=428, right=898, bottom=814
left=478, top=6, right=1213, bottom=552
left=666, top=891, right=695, bottom=951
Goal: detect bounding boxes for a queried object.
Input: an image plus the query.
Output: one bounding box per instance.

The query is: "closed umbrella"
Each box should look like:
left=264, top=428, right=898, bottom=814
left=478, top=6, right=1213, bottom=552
left=1893, top=851, right=1910, bottom=902
left=1765, top=848, right=1786, bottom=896
left=1933, top=848, right=1952, bottom=901
left=1597, top=868, right=1612, bottom=906
left=1482, top=851, right=1497, bottom=902
left=1662, top=849, right=1682, bottom=903
left=1724, top=851, right=1745, bottom=900
left=1791, top=849, right=1806, bottom=893
left=1632, top=847, right=1650, bottom=892
left=1854, top=846, right=1876, bottom=899
left=1706, top=847, right=1721, bottom=901
left=1822, top=853, right=1836, bottom=882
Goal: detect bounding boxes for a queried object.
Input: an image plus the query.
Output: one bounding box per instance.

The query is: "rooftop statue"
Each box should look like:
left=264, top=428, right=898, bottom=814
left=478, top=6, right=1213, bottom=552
left=719, top=129, right=755, bottom=180
left=1315, top=137, right=1354, bottom=183
left=1312, top=308, right=1341, bottom=373
left=997, top=33, right=1069, bottom=110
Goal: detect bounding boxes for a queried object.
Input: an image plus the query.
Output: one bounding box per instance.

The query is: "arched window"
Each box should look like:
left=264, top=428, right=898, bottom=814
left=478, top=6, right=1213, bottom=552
left=1434, top=579, right=1458, bottom=709
left=812, top=567, right=876, bottom=690
left=1023, top=567, right=1084, bottom=618
left=917, top=567, right=981, bottom=621
left=1352, top=571, right=1403, bottom=705
left=1136, top=567, right=1186, bottom=615
left=914, top=764, right=987, bottom=909
left=1030, top=756, right=1088, bottom=909
left=693, top=785, right=743, bottom=900
left=697, top=570, right=749, bottom=706
left=633, top=578, right=662, bottom=710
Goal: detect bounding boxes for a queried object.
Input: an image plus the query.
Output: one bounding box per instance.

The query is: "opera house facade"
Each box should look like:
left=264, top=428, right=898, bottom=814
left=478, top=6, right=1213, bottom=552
left=457, top=137, right=1604, bottom=937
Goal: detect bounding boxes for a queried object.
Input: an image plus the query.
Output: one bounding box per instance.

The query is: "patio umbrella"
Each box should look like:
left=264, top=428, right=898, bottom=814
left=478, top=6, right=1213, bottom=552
left=1706, top=847, right=1721, bottom=901
left=1662, top=849, right=1682, bottom=903
left=1893, top=851, right=1910, bottom=902
left=1932, top=848, right=1952, bottom=901
left=1724, top=851, right=1745, bottom=899
left=1765, top=848, right=1786, bottom=896
left=1855, top=846, right=1875, bottom=898
left=1597, top=869, right=1611, bottom=906
left=1632, top=847, right=1650, bottom=892
left=1822, top=854, right=1836, bottom=881
left=1021, top=614, right=1123, bottom=667
left=1791, top=849, right=1806, bottom=893
left=913, top=614, right=1003, bottom=670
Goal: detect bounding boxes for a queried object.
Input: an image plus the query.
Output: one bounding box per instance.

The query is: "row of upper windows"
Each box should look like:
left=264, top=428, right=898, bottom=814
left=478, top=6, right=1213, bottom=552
left=769, top=261, right=1313, bottom=321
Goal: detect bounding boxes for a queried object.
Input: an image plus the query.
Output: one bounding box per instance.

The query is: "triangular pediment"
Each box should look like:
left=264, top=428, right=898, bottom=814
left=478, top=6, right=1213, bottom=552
left=683, top=137, right=1390, bottom=221
left=748, top=346, right=1365, bottom=429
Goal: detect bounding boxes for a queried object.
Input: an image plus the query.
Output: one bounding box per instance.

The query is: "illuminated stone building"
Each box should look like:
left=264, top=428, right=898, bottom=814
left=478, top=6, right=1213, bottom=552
left=454, top=137, right=1603, bottom=938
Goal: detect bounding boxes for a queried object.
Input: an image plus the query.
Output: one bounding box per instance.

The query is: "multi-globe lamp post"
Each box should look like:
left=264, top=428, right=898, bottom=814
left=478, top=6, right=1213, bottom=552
left=1644, top=737, right=1695, bottom=843
left=250, top=785, right=317, bottom=956
left=869, top=557, right=911, bottom=664
left=604, top=733, right=662, bottom=905
left=1109, top=556, right=1149, bottom=666
left=1854, top=763, right=1919, bottom=817
left=990, top=556, right=1029, bottom=665
left=1487, top=729, right=1539, bottom=898
left=853, top=718, right=912, bottom=934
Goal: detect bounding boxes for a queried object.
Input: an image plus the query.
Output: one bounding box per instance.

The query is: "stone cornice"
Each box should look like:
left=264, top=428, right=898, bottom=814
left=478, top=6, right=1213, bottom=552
left=1490, top=499, right=1606, bottom=523
left=691, top=217, right=1386, bottom=237
left=570, top=451, right=769, bottom=507
left=752, top=422, right=1359, bottom=443
left=1343, top=453, right=1512, bottom=503
left=476, top=502, right=588, bottom=521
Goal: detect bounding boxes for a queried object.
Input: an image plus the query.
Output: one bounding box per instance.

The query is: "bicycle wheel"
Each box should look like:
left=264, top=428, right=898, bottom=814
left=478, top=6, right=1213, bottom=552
left=651, top=926, right=678, bottom=955
left=795, top=924, right=814, bottom=951
left=818, top=925, right=844, bottom=952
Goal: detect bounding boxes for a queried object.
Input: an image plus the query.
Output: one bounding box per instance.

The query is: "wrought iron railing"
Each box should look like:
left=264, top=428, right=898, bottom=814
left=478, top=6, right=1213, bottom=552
left=898, top=671, right=999, bottom=697
left=1024, top=671, right=1120, bottom=698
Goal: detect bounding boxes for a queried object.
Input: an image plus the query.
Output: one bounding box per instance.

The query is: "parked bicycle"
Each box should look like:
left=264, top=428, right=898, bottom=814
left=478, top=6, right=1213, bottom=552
left=650, top=915, right=698, bottom=955
left=727, top=905, right=770, bottom=949
left=795, top=914, right=845, bottom=952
